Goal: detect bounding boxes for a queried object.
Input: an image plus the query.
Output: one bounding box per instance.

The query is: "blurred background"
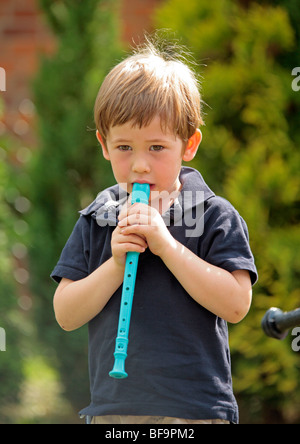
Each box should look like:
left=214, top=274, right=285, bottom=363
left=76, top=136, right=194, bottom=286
left=0, top=0, right=299, bottom=424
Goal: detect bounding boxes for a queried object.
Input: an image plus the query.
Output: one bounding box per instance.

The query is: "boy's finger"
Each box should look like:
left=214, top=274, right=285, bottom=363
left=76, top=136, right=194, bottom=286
left=118, top=197, right=132, bottom=220
left=118, top=212, right=151, bottom=227
left=119, top=203, right=151, bottom=221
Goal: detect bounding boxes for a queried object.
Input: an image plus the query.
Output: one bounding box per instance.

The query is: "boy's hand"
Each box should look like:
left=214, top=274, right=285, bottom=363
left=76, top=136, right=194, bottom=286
left=111, top=222, right=148, bottom=268
left=117, top=202, right=175, bottom=258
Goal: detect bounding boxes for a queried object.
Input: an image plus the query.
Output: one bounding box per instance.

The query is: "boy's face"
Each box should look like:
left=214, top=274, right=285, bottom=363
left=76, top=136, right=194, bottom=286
left=97, top=116, right=201, bottom=197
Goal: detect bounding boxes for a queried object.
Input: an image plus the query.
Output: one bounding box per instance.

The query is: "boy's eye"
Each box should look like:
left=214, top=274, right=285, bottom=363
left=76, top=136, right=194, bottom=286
left=150, top=145, right=164, bottom=152
left=118, top=145, right=132, bottom=151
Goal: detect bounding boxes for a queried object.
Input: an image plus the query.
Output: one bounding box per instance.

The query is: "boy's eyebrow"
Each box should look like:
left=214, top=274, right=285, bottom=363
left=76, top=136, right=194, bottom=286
left=145, top=138, right=172, bottom=143
left=109, top=138, right=132, bottom=144
left=110, top=137, right=173, bottom=144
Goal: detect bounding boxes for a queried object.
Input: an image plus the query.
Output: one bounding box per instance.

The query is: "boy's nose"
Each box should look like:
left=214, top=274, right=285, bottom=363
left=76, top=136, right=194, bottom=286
left=131, top=155, right=151, bottom=174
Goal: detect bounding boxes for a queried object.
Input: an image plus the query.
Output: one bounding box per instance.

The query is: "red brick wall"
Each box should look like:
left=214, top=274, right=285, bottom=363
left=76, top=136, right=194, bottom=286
left=0, top=0, right=162, bottom=145
left=0, top=0, right=56, bottom=144
left=121, top=0, right=162, bottom=43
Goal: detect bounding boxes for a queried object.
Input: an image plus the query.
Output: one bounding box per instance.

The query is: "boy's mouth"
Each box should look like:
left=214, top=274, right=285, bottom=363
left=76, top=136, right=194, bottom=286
left=131, top=181, right=155, bottom=191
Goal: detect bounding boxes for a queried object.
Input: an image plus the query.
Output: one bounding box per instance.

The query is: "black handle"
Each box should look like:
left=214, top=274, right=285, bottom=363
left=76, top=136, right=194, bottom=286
left=261, top=307, right=300, bottom=340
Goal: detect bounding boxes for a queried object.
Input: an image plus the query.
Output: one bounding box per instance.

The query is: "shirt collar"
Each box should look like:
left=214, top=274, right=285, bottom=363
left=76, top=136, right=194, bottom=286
left=79, top=167, right=215, bottom=226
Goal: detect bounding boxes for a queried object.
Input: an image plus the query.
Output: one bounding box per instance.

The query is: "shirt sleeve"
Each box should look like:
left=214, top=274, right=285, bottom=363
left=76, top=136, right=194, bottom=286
left=50, top=215, right=90, bottom=284
left=201, top=197, right=258, bottom=285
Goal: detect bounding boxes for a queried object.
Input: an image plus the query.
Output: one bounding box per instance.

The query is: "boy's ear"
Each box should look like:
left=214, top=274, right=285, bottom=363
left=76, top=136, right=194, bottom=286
left=183, top=129, right=202, bottom=162
left=96, top=130, right=110, bottom=161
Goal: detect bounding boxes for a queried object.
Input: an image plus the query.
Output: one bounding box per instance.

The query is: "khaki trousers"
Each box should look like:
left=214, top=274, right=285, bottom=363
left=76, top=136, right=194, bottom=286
left=91, top=415, right=229, bottom=424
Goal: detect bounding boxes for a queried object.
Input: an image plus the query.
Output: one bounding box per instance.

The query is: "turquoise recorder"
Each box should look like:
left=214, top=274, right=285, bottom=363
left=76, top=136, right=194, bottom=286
left=109, top=183, right=150, bottom=379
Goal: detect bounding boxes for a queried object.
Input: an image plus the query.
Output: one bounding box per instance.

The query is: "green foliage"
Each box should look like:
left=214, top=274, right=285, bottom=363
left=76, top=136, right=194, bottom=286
left=27, top=0, right=122, bottom=413
left=0, top=120, right=24, bottom=420
left=155, top=0, right=300, bottom=423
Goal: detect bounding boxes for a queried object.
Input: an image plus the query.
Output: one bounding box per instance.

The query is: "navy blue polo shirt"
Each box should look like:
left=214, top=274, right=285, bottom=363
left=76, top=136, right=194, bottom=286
left=51, top=167, right=257, bottom=423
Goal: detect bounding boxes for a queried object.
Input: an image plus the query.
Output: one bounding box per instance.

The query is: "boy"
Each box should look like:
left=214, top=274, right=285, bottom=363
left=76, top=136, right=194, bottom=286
left=51, top=39, right=257, bottom=424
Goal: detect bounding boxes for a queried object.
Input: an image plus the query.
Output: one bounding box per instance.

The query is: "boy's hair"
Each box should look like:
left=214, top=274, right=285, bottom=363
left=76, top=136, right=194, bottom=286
left=94, top=36, right=204, bottom=144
